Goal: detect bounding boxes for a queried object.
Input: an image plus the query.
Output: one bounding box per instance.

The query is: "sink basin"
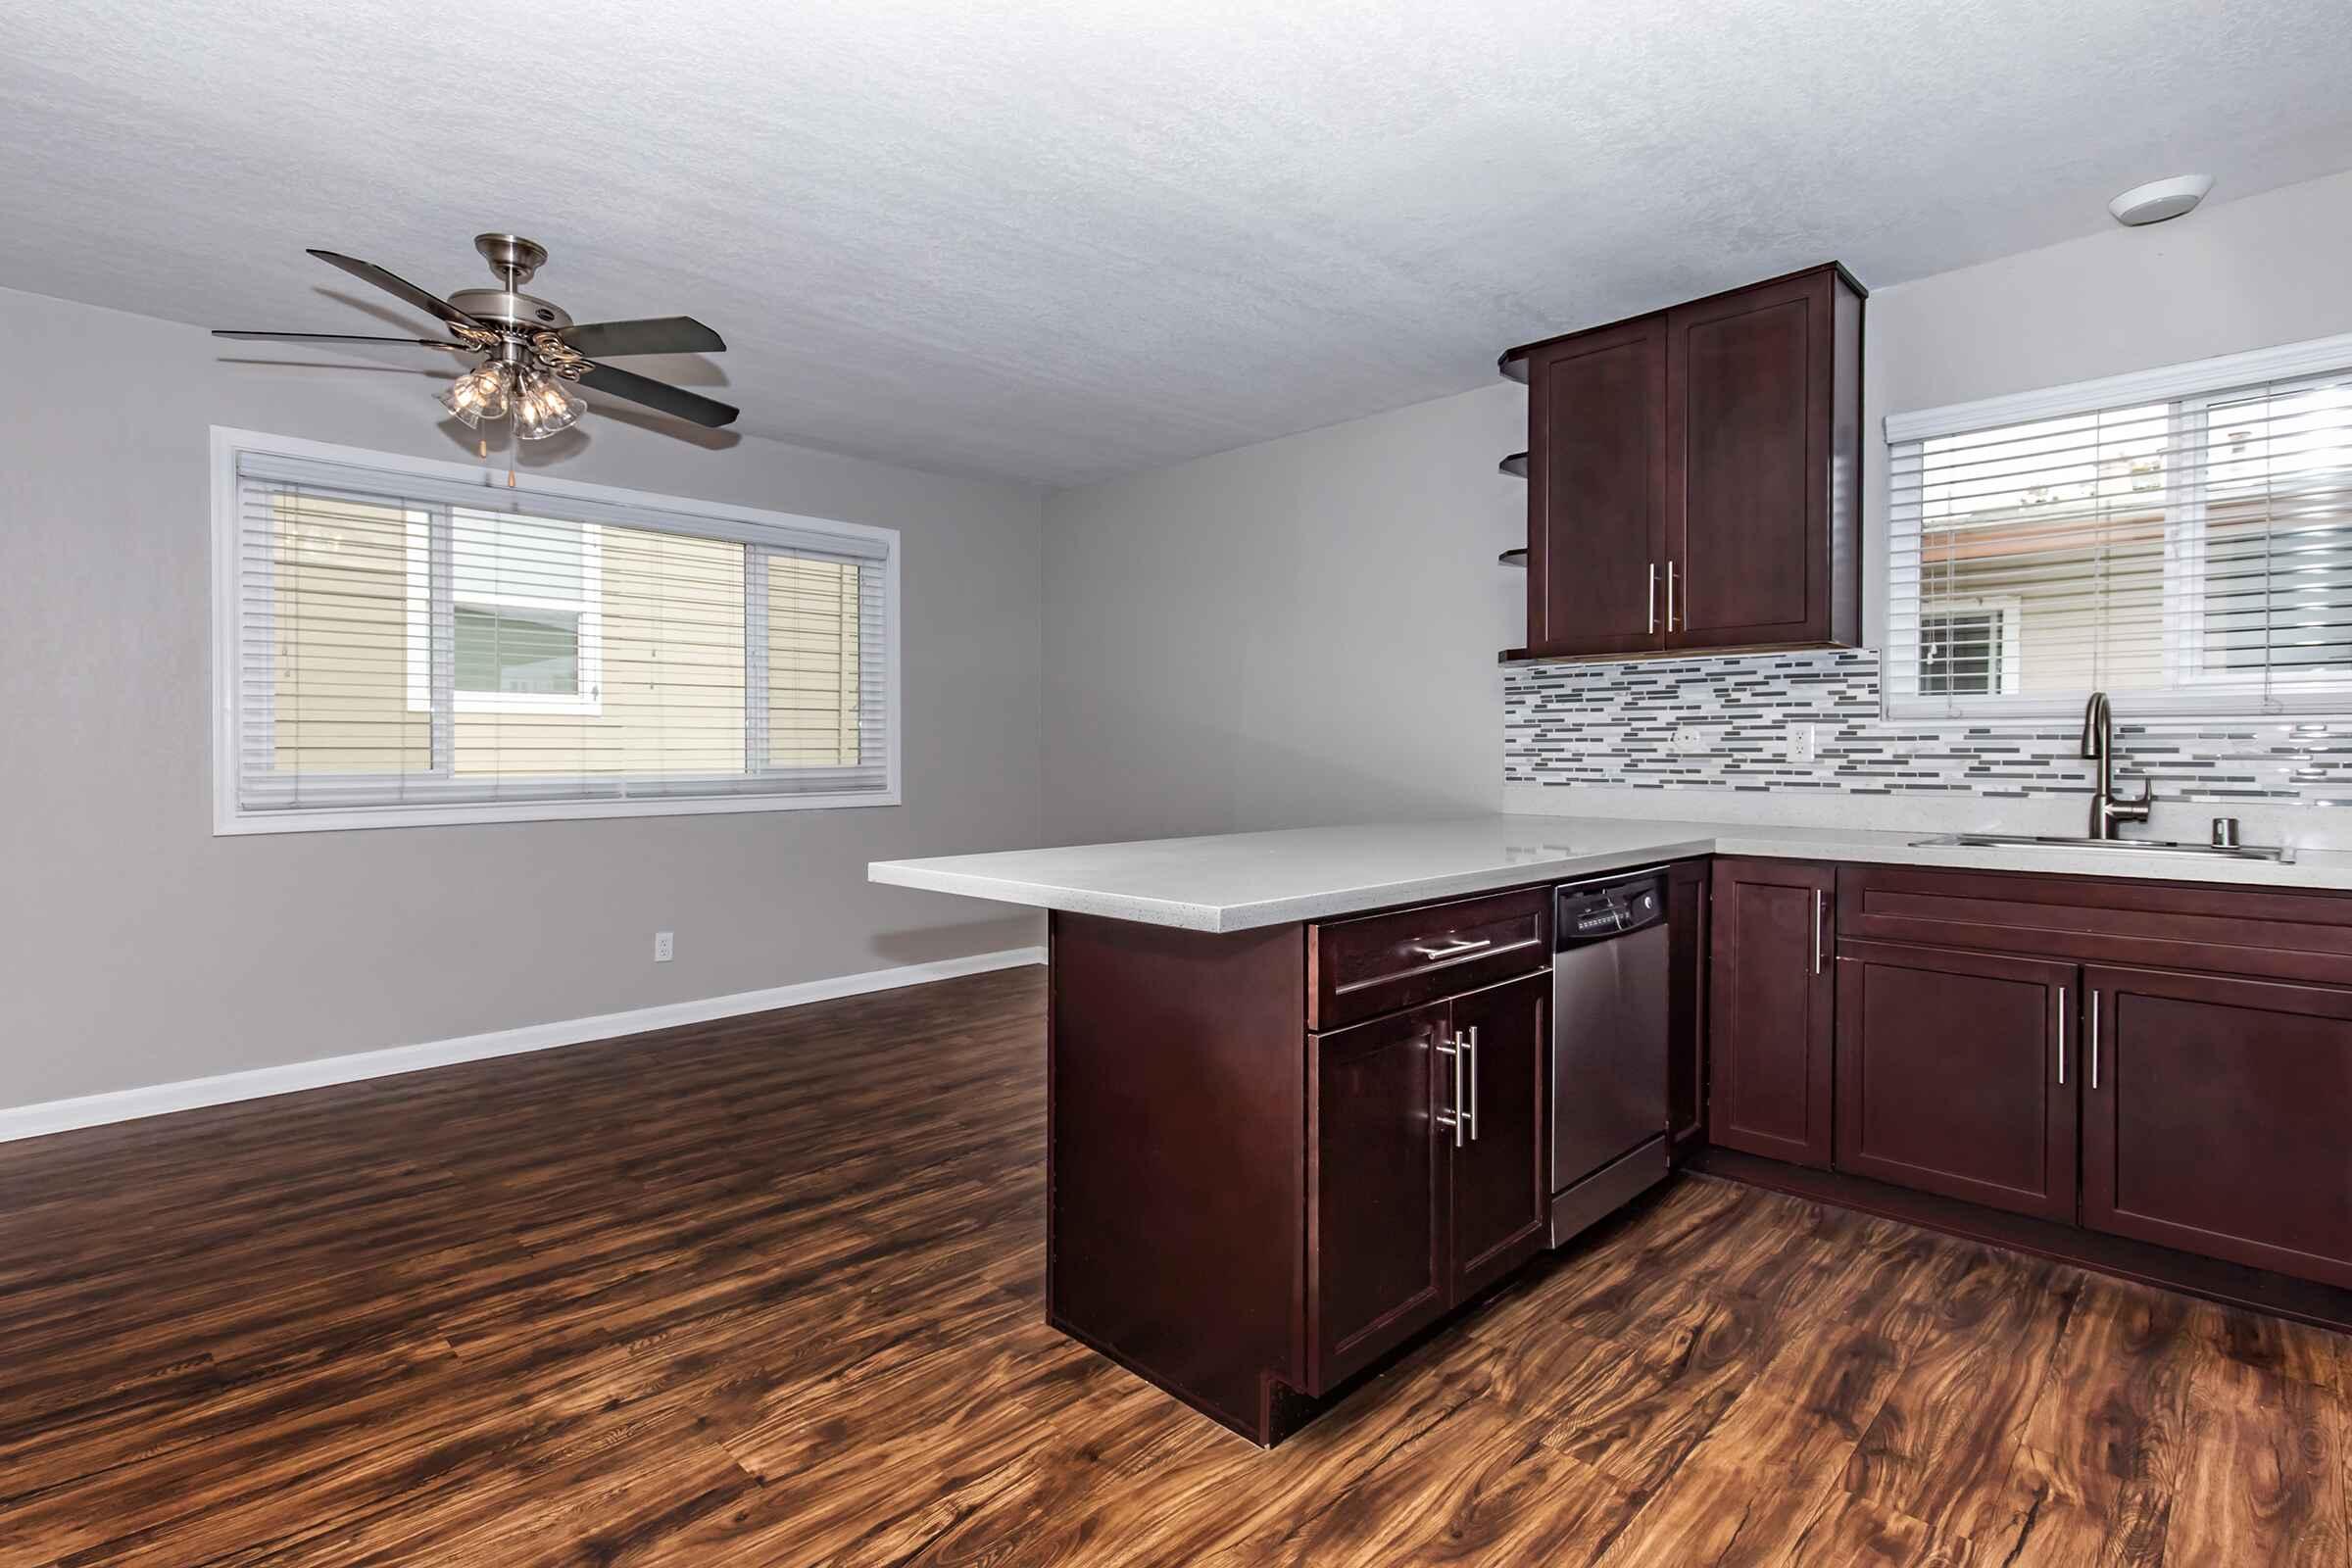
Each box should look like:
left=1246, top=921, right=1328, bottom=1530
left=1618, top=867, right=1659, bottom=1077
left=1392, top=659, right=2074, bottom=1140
left=1911, top=832, right=2295, bottom=863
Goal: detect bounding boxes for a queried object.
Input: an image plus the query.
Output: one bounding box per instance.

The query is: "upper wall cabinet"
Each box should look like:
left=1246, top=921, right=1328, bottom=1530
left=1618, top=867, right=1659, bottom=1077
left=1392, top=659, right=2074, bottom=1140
left=1500, top=264, right=1865, bottom=662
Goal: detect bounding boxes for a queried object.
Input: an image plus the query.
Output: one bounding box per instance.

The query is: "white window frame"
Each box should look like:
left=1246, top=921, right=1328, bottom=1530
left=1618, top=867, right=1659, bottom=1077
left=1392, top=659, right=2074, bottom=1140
left=2168, top=371, right=2352, bottom=700
left=211, top=427, right=902, bottom=835
left=1885, top=329, right=2352, bottom=722
left=404, top=512, right=606, bottom=716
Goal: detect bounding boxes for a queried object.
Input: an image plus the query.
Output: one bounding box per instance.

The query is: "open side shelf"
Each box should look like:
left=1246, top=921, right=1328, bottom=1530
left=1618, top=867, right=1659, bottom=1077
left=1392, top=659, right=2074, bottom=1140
left=1498, top=452, right=1527, bottom=478
left=1498, top=548, right=1527, bottom=568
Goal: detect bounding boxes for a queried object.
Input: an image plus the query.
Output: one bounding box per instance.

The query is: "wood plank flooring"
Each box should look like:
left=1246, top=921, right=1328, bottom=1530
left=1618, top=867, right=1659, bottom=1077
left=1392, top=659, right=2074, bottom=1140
left=1, top=965, right=2345, bottom=1565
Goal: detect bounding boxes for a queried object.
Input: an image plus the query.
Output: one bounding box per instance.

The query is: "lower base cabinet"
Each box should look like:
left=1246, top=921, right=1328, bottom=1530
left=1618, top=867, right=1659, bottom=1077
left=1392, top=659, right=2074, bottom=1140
left=1666, top=859, right=1711, bottom=1152
left=1051, top=888, right=1560, bottom=1448
left=1446, top=973, right=1550, bottom=1301
left=1707, top=858, right=1835, bottom=1167
left=1307, top=972, right=1548, bottom=1392
left=1307, top=1003, right=1447, bottom=1389
left=2083, top=965, right=2352, bottom=1291
left=1834, top=940, right=2078, bottom=1222
left=1707, top=862, right=2352, bottom=1299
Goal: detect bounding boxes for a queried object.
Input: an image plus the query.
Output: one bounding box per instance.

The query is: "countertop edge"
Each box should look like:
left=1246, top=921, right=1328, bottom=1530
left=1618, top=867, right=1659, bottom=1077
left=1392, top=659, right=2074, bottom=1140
left=870, top=819, right=2352, bottom=933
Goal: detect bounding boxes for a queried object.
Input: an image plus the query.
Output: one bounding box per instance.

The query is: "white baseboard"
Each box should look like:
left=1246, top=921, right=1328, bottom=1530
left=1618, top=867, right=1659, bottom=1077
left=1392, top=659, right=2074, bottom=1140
left=0, top=946, right=1046, bottom=1146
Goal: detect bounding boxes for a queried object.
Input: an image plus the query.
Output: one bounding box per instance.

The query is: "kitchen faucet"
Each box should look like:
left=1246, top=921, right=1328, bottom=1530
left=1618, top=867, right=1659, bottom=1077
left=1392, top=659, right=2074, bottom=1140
left=2081, top=691, right=2151, bottom=840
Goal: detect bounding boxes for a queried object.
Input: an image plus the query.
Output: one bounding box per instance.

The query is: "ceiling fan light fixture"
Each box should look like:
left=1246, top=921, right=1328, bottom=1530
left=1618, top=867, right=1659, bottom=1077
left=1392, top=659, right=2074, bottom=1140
left=513, top=369, right=584, bottom=440
left=217, top=236, right=740, bottom=435
left=439, top=361, right=511, bottom=427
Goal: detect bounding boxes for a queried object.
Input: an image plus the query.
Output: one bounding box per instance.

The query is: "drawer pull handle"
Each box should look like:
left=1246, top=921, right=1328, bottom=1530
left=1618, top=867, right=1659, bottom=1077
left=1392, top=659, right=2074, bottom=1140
left=1410, top=937, right=1494, bottom=961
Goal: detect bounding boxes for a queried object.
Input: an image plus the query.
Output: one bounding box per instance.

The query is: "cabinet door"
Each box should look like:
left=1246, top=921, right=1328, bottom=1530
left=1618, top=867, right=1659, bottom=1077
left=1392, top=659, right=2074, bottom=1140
left=1707, top=858, right=1835, bottom=1167
left=1306, top=1002, right=1448, bottom=1391
left=1665, top=270, right=1832, bottom=650
left=1525, top=314, right=1668, bottom=659
left=1835, top=940, right=2079, bottom=1220
left=1666, top=858, right=1711, bottom=1153
left=1445, top=973, right=1549, bottom=1302
left=2083, top=966, right=2352, bottom=1290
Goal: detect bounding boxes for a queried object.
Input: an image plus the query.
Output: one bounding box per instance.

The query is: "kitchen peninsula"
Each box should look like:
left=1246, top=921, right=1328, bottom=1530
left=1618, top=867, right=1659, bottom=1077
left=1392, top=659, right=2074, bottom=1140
left=871, top=814, right=2352, bottom=1445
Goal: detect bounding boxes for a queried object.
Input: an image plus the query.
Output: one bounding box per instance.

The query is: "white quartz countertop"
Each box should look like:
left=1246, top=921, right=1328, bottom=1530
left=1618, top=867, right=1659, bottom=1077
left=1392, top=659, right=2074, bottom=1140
left=868, top=814, right=2352, bottom=933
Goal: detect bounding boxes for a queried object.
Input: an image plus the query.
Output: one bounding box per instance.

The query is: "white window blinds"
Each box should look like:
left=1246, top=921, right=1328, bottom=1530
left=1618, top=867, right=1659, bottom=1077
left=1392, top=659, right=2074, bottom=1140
left=1887, top=338, right=2352, bottom=720
left=216, top=435, right=897, bottom=831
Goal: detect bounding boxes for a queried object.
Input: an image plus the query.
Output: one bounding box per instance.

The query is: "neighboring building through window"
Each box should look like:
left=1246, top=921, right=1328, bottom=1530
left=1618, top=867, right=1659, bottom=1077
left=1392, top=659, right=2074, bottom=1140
left=408, top=513, right=605, bottom=715
left=214, top=429, right=899, bottom=833
left=1886, top=337, right=2352, bottom=719
left=1918, top=604, right=2019, bottom=697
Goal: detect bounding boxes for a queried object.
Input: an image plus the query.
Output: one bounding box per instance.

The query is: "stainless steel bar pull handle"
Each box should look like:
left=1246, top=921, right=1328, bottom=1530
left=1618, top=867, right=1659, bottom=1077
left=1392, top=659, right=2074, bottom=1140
left=1812, top=890, right=1826, bottom=974
left=1463, top=1027, right=1480, bottom=1142
left=1666, top=561, right=1678, bottom=632
left=1410, top=936, right=1493, bottom=960
left=1647, top=564, right=1658, bottom=634
left=2057, top=987, right=2067, bottom=1085
left=1435, top=1037, right=1465, bottom=1148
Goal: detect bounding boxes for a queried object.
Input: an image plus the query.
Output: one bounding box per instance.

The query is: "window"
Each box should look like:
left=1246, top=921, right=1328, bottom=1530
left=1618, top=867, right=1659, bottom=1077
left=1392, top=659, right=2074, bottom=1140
left=1918, top=602, right=2020, bottom=697
left=407, top=514, right=604, bottom=715
left=213, top=429, right=899, bottom=832
left=1886, top=334, right=2352, bottom=719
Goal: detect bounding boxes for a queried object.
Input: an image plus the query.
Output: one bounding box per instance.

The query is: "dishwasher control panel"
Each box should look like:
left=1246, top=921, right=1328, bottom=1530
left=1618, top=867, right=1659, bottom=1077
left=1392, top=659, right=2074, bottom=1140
left=1556, top=875, right=1665, bottom=946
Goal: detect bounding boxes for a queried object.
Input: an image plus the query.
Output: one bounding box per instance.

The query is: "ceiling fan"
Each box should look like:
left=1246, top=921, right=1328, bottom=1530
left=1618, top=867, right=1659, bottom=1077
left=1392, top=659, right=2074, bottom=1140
left=214, top=233, right=739, bottom=437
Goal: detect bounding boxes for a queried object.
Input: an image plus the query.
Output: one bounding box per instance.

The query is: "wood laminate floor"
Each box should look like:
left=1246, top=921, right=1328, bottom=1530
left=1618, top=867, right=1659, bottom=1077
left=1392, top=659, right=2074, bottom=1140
left=1, top=966, right=2345, bottom=1565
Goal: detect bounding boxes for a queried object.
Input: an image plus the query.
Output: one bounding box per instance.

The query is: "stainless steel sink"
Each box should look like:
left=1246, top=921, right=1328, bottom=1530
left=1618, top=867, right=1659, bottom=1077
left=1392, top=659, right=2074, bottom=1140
left=1910, top=832, right=2295, bottom=863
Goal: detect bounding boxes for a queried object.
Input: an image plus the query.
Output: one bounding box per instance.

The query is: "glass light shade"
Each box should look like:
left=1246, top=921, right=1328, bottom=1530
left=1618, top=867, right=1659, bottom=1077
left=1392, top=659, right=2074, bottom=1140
left=513, top=369, right=584, bottom=440
left=439, top=362, right=511, bottom=428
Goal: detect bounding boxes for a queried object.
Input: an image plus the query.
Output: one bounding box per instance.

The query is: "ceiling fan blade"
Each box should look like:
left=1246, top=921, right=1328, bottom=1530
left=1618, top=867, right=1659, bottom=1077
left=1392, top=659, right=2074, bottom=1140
left=213, top=329, right=465, bottom=349
left=307, top=249, right=483, bottom=330
left=576, top=363, right=740, bottom=429
left=561, top=317, right=726, bottom=359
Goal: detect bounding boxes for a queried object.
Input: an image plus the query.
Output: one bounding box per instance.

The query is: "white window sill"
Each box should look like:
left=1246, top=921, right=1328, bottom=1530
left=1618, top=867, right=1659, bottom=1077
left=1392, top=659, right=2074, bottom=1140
left=215, top=789, right=902, bottom=836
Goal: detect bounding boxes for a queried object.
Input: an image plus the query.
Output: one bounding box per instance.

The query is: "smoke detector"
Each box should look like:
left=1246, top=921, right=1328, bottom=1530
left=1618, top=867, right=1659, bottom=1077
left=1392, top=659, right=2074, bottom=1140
left=2109, top=174, right=2214, bottom=227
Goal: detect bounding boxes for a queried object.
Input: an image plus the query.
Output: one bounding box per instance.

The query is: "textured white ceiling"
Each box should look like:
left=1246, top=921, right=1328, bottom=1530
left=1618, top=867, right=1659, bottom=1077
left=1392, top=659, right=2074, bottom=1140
left=3, top=0, right=2350, bottom=486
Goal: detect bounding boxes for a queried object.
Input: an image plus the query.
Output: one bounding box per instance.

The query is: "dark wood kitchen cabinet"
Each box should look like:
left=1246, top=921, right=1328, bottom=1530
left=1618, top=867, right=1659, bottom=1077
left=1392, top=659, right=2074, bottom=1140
left=1667, top=268, right=1863, bottom=651
left=1834, top=939, right=2079, bottom=1221
left=2082, top=964, right=2352, bottom=1290
left=1697, top=860, right=2352, bottom=1328
left=1666, top=857, right=1711, bottom=1154
left=1306, top=971, right=1548, bottom=1391
left=1502, top=263, right=1863, bottom=662
left=1707, top=857, right=1834, bottom=1167
left=1307, top=1003, right=1448, bottom=1389
left=1520, top=313, right=1668, bottom=659
left=1048, top=884, right=1555, bottom=1446
left=1444, top=972, right=1549, bottom=1301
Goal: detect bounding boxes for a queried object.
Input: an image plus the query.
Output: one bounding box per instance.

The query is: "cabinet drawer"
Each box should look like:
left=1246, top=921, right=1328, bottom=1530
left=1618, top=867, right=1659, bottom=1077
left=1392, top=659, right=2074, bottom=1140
left=1309, top=887, right=1549, bottom=1031
left=1838, top=864, right=2352, bottom=987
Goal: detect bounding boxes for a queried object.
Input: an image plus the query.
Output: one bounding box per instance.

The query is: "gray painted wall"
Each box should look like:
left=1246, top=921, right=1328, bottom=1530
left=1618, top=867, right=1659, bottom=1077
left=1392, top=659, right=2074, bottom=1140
left=1861, top=165, right=2352, bottom=649
left=1, top=285, right=1046, bottom=1106
left=1042, top=167, right=2352, bottom=840
left=1041, top=382, right=1526, bottom=844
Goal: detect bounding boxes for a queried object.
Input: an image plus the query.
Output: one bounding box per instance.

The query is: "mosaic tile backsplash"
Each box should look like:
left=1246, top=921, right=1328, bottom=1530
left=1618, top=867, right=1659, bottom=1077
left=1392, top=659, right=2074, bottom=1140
left=1503, top=649, right=2352, bottom=808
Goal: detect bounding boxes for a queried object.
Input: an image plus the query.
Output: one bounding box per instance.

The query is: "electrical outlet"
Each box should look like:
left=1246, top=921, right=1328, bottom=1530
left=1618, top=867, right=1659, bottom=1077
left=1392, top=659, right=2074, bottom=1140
left=654, top=930, right=674, bottom=962
left=1787, top=723, right=1818, bottom=763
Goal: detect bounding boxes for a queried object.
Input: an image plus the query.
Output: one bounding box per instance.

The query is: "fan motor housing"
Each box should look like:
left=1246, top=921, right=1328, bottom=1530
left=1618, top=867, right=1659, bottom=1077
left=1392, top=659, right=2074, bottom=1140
left=446, top=289, right=573, bottom=332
